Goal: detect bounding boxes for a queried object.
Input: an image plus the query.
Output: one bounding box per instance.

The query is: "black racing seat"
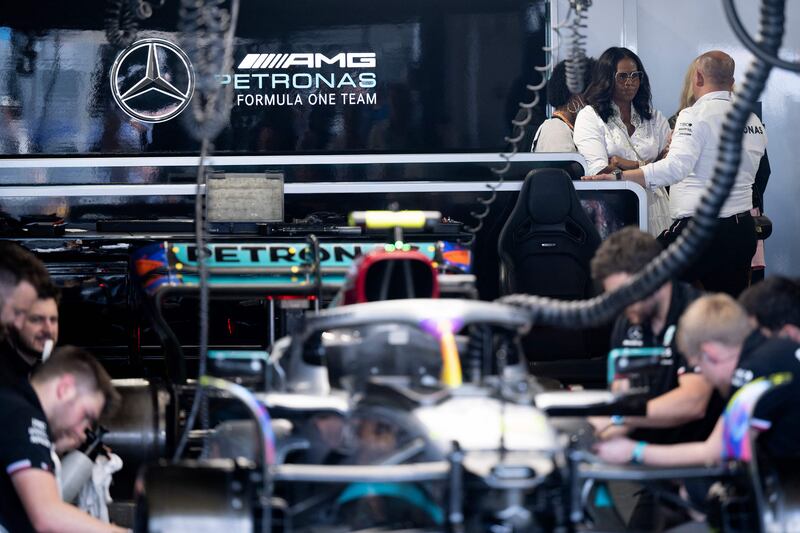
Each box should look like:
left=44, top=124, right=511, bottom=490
left=499, top=168, right=600, bottom=296
left=498, top=168, right=607, bottom=385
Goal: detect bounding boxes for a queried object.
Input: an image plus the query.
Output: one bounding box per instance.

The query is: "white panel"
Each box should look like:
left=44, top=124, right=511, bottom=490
left=620, top=0, right=638, bottom=52
left=0, top=152, right=585, bottom=168
left=552, top=0, right=625, bottom=63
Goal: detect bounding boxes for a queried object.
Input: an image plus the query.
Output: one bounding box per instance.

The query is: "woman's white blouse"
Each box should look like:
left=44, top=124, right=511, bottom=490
left=573, top=103, right=671, bottom=174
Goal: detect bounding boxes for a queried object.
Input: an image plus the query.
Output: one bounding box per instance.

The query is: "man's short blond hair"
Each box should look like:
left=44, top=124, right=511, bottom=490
left=677, top=293, right=754, bottom=361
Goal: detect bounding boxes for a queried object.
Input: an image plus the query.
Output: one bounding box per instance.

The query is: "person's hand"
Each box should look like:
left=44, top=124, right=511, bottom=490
left=593, top=437, right=637, bottom=464
left=600, top=424, right=631, bottom=440
left=55, top=434, right=82, bottom=455
left=581, top=174, right=616, bottom=181
left=610, top=377, right=631, bottom=393
left=608, top=155, right=639, bottom=171
left=588, top=416, right=631, bottom=440
left=597, top=163, right=616, bottom=174
left=588, top=416, right=611, bottom=433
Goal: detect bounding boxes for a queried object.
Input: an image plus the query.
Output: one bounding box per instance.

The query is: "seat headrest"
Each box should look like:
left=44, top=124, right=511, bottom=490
left=523, top=168, right=575, bottom=224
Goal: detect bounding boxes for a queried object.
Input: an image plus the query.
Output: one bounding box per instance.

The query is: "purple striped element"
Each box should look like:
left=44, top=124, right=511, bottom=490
left=6, top=459, right=32, bottom=475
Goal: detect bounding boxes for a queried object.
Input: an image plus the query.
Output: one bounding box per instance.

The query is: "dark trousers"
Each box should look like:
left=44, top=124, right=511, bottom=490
left=628, top=484, right=692, bottom=532
left=658, top=211, right=757, bottom=298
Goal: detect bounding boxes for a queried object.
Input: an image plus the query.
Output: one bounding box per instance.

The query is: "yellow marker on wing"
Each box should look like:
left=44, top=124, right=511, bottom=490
left=438, top=326, right=462, bottom=388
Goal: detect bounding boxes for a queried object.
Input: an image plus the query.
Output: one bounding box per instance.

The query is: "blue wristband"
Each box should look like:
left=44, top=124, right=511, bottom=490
left=631, top=441, right=647, bottom=465
left=610, top=415, right=625, bottom=426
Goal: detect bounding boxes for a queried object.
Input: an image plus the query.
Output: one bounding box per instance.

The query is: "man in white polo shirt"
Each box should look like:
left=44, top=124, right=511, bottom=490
left=584, top=50, right=767, bottom=297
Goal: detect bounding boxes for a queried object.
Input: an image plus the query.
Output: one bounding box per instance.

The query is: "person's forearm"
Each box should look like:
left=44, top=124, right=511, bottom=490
left=33, top=501, right=127, bottom=533
left=613, top=157, right=640, bottom=170
left=626, top=387, right=708, bottom=429
left=642, top=418, right=724, bottom=467
left=634, top=145, right=701, bottom=189
left=620, top=168, right=646, bottom=187
left=640, top=440, right=719, bottom=467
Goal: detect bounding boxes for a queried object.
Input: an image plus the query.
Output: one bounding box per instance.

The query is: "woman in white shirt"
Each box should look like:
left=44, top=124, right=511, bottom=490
left=573, top=47, right=672, bottom=235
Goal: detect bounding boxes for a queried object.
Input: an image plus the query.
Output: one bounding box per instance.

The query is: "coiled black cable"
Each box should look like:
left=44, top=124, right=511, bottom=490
left=105, top=0, right=138, bottom=49
left=499, top=0, right=785, bottom=328
left=171, top=138, right=212, bottom=463
left=178, top=0, right=240, bottom=143
left=172, top=0, right=241, bottom=462
left=462, top=1, right=585, bottom=245
left=564, top=0, right=590, bottom=95
left=723, top=0, right=800, bottom=72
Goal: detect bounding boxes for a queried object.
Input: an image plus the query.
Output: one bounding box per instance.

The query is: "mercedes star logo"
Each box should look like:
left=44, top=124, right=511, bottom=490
left=110, top=38, right=195, bottom=123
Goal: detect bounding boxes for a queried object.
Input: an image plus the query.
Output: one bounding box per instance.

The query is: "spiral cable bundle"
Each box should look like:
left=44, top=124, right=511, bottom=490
left=499, top=0, right=786, bottom=332
left=462, top=1, right=593, bottom=245
left=171, top=138, right=213, bottom=463
left=178, top=0, right=240, bottom=143
left=462, top=0, right=589, bottom=245
left=564, top=0, right=590, bottom=95
left=723, top=0, right=799, bottom=72
left=105, top=0, right=138, bottom=48
left=172, top=0, right=241, bottom=462
left=459, top=68, right=546, bottom=244
left=104, top=0, right=168, bottom=48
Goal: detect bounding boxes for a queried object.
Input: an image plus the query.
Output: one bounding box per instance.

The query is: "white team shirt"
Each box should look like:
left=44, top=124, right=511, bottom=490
left=642, top=91, right=767, bottom=219
left=573, top=103, right=671, bottom=174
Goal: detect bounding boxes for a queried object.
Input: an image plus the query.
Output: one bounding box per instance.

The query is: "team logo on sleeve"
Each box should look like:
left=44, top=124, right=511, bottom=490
left=27, top=418, right=52, bottom=448
left=675, top=122, right=693, bottom=136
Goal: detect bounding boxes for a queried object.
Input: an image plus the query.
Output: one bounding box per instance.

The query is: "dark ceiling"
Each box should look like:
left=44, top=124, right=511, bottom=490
left=0, top=0, right=535, bottom=37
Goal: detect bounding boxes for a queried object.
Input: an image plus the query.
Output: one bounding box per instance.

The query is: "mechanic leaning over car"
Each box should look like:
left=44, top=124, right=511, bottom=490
left=595, top=289, right=800, bottom=465
left=588, top=226, right=726, bottom=529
